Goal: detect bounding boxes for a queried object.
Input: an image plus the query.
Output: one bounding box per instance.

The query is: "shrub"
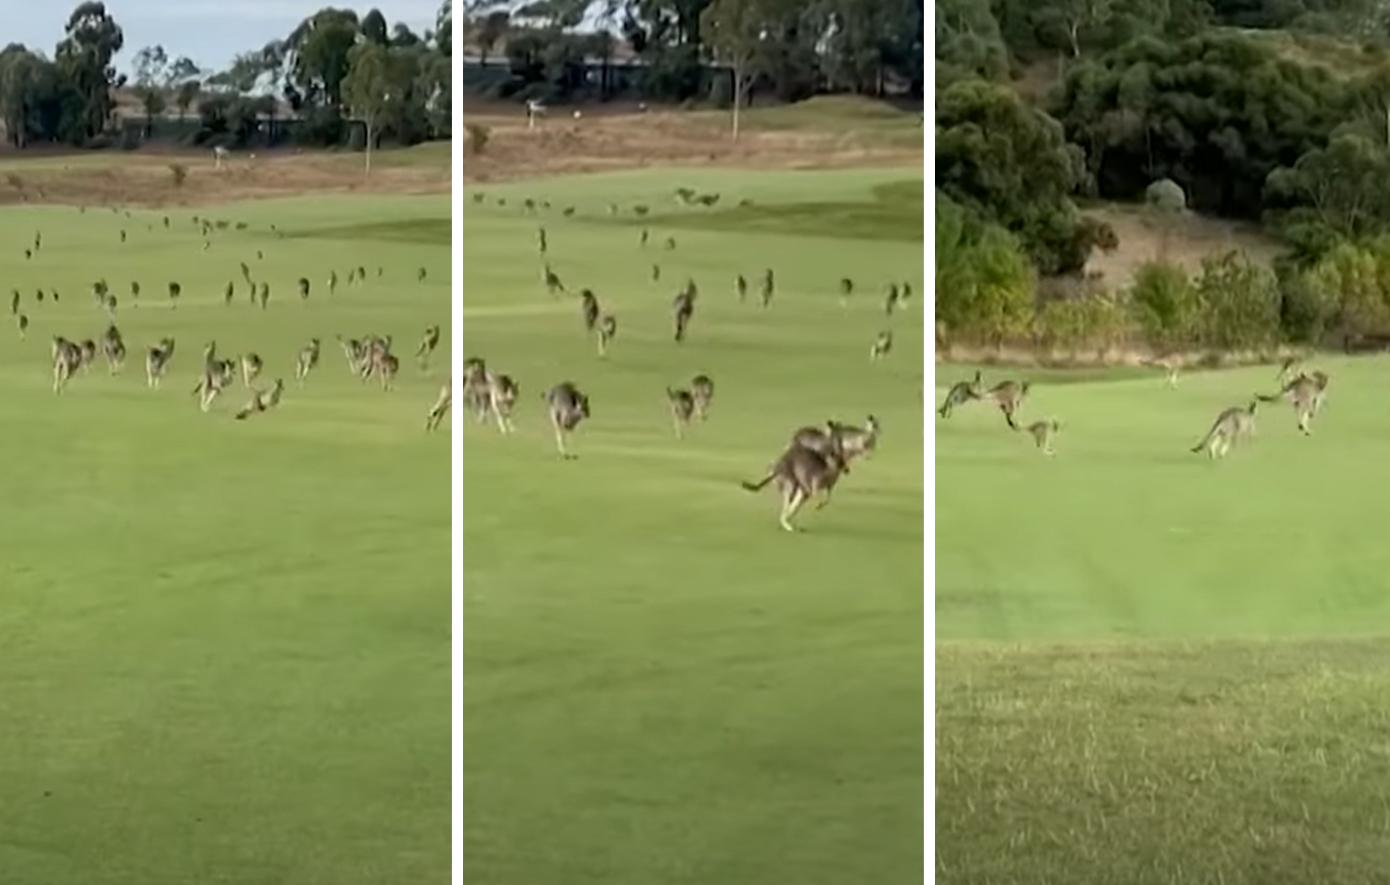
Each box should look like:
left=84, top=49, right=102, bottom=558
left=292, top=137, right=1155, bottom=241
left=1194, top=251, right=1281, bottom=349
left=169, top=163, right=188, bottom=188
left=466, top=123, right=490, bottom=155
left=1129, top=260, right=1199, bottom=349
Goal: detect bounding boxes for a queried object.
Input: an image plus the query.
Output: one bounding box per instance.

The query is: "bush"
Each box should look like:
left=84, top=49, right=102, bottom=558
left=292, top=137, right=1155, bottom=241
left=466, top=124, right=490, bottom=155
left=169, top=163, right=188, bottom=188
left=1129, top=260, right=1199, bottom=349
left=1194, top=251, right=1282, bottom=349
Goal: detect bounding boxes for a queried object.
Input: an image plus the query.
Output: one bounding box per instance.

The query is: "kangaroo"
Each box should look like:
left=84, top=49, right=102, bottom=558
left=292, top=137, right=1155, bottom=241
left=741, top=443, right=849, bottom=532
left=51, top=336, right=84, bottom=393
left=673, top=289, right=696, bottom=343
left=372, top=350, right=400, bottom=391
left=544, top=382, right=590, bottom=458
left=1276, top=355, right=1305, bottom=385
left=297, top=277, right=311, bottom=301
left=870, top=331, right=893, bottom=362
left=984, top=380, right=1030, bottom=430
left=102, top=324, right=126, bottom=373
left=145, top=337, right=176, bottom=388
left=240, top=353, right=263, bottom=388
left=828, top=416, right=881, bottom=468
left=328, top=270, right=339, bottom=296
left=234, top=379, right=285, bottom=420
left=257, top=282, right=270, bottom=309
left=938, top=370, right=983, bottom=418
left=417, top=325, right=441, bottom=370
left=79, top=339, right=98, bottom=372
left=760, top=268, right=775, bottom=308
left=16, top=313, right=27, bottom=339
left=667, top=387, right=696, bottom=439
left=192, top=358, right=236, bottom=412
left=580, top=290, right=600, bottom=332
left=1142, top=353, right=1181, bottom=388
left=736, top=274, right=748, bottom=302
left=461, top=357, right=491, bottom=422
left=839, top=277, right=854, bottom=304
left=223, top=281, right=234, bottom=305
left=426, top=379, right=452, bottom=431
left=1019, top=418, right=1061, bottom=455
left=543, top=264, right=564, bottom=296
left=690, top=374, right=714, bottom=420
left=596, top=314, right=617, bottom=357
left=295, top=338, right=321, bottom=385
left=336, top=335, right=366, bottom=374
left=1191, top=400, right=1259, bottom=459
left=1258, top=370, right=1329, bottom=435
left=486, top=373, right=519, bottom=434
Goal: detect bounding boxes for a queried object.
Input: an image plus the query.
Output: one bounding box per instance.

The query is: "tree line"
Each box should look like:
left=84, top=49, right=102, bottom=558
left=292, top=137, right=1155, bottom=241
left=454, top=0, right=923, bottom=105
left=935, top=0, right=1390, bottom=353
left=0, top=1, right=452, bottom=151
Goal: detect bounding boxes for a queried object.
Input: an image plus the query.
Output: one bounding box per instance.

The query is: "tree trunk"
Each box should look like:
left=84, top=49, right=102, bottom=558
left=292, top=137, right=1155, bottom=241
left=731, top=64, right=742, bottom=141
left=365, top=120, right=373, bottom=176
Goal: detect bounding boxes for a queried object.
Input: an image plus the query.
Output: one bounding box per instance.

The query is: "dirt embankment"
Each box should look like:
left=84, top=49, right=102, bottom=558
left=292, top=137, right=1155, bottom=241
left=0, top=104, right=922, bottom=209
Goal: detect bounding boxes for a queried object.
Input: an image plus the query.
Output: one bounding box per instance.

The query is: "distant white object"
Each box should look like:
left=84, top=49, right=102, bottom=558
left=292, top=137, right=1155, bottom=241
left=212, top=145, right=230, bottom=169
left=573, top=110, right=583, bottom=120
left=638, top=102, right=648, bottom=113
left=526, top=99, right=547, bottom=130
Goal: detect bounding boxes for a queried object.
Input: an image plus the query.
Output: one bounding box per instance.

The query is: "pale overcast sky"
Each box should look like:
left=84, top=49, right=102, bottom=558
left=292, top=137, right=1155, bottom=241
left=6, top=1, right=443, bottom=76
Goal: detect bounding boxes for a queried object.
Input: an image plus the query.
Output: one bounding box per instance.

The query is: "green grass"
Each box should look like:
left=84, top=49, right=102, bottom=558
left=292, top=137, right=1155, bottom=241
left=936, top=358, right=1390, bottom=884
left=0, top=193, right=450, bottom=884
left=643, top=181, right=923, bottom=242
left=727, top=96, right=924, bottom=148
left=455, top=167, right=924, bottom=884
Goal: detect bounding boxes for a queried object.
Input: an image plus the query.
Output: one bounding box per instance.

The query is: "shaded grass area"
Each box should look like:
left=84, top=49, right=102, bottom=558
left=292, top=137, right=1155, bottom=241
left=292, top=217, right=451, bottom=245
left=641, top=179, right=923, bottom=241
left=937, top=641, right=1390, bottom=885
left=937, top=357, right=1390, bottom=883
left=0, top=194, right=450, bottom=884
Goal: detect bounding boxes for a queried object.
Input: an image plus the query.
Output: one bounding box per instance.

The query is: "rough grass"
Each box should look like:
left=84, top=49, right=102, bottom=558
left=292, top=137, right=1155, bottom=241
left=0, top=194, right=450, bottom=884
left=935, top=357, right=1390, bottom=884
left=455, top=166, right=924, bottom=885
left=643, top=180, right=922, bottom=242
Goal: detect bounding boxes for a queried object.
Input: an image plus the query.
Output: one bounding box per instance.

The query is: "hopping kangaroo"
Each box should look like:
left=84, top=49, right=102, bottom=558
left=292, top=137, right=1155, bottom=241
left=1142, top=354, right=1182, bottom=388
left=666, top=387, right=696, bottom=439
left=672, top=288, right=696, bottom=343
left=580, top=290, right=600, bottom=332
left=1020, top=419, right=1061, bottom=455
left=544, top=382, right=591, bottom=458
left=486, top=373, right=520, bottom=434
left=1191, top=400, right=1259, bottom=458
left=741, top=443, right=849, bottom=532
left=240, top=352, right=263, bottom=387
left=145, top=337, right=176, bottom=388
left=295, top=338, right=321, bottom=385
left=461, top=357, right=491, bottom=422
left=51, top=336, right=84, bottom=393
left=937, top=370, right=983, bottom=418
left=1258, top=370, right=1329, bottom=435
left=426, top=379, right=451, bottom=431
left=235, top=379, right=285, bottom=420
left=690, top=374, right=715, bottom=420
left=417, top=325, right=441, bottom=371
left=596, top=314, right=617, bottom=357
left=983, top=379, right=1030, bottom=429
left=192, top=358, right=236, bottom=412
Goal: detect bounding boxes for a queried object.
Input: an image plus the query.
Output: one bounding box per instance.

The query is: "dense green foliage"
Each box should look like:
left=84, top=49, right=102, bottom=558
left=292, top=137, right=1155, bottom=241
left=934, top=0, right=1390, bottom=348
left=0, top=2, right=451, bottom=150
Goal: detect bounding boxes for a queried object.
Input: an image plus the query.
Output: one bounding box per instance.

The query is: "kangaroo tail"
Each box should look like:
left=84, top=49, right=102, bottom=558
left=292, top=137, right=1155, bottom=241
left=741, top=472, right=774, bottom=493
left=1256, top=392, right=1282, bottom=403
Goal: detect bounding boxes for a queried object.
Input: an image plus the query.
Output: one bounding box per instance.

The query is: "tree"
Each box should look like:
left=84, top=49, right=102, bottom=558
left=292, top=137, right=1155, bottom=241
left=476, top=11, right=511, bottom=66
left=288, top=8, right=361, bottom=109
left=361, top=9, right=390, bottom=45
left=54, top=1, right=125, bottom=143
left=701, top=0, right=767, bottom=139
left=437, top=0, right=453, bottom=57
left=343, top=42, right=392, bottom=175
left=132, top=44, right=168, bottom=137
left=174, top=80, right=201, bottom=123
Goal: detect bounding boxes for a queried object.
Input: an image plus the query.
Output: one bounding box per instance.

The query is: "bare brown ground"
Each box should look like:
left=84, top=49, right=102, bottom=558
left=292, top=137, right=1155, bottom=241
left=0, top=105, right=921, bottom=209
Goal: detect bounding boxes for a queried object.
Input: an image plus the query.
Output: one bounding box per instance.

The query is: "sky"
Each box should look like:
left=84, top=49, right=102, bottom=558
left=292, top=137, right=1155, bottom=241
left=7, top=1, right=444, bottom=77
